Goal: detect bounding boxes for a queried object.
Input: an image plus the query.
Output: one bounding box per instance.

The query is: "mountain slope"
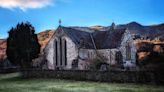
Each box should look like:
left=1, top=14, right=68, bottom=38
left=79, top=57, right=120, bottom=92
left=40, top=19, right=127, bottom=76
left=0, top=30, right=55, bottom=60
left=0, top=39, right=6, bottom=60
left=37, top=30, right=55, bottom=51
left=116, top=22, right=164, bottom=39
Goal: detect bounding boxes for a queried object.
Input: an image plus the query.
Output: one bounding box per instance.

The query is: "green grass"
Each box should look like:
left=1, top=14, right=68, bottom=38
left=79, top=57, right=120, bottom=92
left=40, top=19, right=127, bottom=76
left=0, top=73, right=164, bottom=92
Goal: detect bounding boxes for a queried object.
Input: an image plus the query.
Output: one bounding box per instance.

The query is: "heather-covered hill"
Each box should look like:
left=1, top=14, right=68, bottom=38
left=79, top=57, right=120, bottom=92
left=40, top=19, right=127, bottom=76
left=0, top=39, right=6, bottom=60
left=0, top=30, right=55, bottom=60
left=37, top=30, right=55, bottom=51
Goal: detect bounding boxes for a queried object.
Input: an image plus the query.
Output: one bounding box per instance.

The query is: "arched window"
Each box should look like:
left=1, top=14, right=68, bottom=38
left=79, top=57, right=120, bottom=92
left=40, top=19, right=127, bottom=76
left=54, top=37, right=67, bottom=68
left=59, top=38, right=62, bottom=66
left=54, top=39, right=58, bottom=66
left=126, top=43, right=131, bottom=60
left=115, top=51, right=122, bottom=64
left=63, top=39, right=67, bottom=66
left=87, top=51, right=90, bottom=58
left=72, top=59, right=78, bottom=69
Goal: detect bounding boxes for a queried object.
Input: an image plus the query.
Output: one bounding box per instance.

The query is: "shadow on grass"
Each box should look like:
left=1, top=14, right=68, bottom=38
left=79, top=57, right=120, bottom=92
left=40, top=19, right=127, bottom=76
left=116, top=89, right=135, bottom=92
left=116, top=88, right=164, bottom=92
left=0, top=87, right=73, bottom=92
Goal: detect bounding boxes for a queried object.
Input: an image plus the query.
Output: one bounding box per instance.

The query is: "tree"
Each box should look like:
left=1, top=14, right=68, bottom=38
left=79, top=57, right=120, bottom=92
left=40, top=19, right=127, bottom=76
left=6, top=22, right=41, bottom=69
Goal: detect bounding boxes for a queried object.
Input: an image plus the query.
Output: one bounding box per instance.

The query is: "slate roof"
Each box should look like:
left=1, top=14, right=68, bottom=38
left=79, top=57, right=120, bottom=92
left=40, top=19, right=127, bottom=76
left=93, top=29, right=125, bottom=49
left=62, top=27, right=93, bottom=49
left=61, top=26, right=126, bottom=49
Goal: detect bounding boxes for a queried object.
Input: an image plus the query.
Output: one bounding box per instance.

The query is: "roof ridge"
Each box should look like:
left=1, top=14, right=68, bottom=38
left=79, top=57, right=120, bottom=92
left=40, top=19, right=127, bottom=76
left=63, top=26, right=92, bottom=34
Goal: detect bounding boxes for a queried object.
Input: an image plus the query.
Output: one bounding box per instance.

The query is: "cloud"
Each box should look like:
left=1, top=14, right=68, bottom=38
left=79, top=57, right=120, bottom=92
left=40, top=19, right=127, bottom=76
left=0, top=0, right=53, bottom=11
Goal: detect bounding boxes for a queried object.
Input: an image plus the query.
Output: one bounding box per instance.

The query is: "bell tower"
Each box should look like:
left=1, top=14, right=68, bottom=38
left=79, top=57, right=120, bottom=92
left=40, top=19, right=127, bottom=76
left=59, top=19, right=62, bottom=26
left=109, top=22, right=115, bottom=31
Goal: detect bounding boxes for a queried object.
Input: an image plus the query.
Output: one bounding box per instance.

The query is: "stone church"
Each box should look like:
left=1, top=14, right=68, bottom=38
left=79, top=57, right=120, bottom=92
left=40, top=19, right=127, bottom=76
left=44, top=23, right=137, bottom=70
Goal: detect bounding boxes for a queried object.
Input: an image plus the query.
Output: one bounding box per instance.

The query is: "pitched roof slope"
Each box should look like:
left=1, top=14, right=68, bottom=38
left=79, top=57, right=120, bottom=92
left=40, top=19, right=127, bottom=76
left=61, top=26, right=126, bottom=49
left=62, top=27, right=93, bottom=48
left=93, top=29, right=125, bottom=49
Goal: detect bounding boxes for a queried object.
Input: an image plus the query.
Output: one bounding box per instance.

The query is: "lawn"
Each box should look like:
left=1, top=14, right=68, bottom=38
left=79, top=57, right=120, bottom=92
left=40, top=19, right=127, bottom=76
left=0, top=73, right=164, bottom=92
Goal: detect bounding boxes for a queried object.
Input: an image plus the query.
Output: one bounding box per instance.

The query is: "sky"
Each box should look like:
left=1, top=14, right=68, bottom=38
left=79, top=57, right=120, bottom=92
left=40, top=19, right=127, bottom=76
left=0, top=0, right=164, bottom=38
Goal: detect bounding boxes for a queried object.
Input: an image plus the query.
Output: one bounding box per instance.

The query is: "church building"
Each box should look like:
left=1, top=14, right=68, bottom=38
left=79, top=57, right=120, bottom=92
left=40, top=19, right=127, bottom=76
left=44, top=22, right=137, bottom=70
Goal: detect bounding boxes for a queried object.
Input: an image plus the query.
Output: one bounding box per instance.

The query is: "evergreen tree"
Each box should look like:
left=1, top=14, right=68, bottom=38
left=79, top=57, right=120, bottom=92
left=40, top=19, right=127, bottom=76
left=6, top=22, right=41, bottom=69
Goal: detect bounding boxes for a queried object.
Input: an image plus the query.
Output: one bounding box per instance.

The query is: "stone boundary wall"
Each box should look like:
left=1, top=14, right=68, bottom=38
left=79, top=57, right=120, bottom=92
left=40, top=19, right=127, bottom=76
left=22, top=69, right=164, bottom=84
left=0, top=67, right=19, bottom=74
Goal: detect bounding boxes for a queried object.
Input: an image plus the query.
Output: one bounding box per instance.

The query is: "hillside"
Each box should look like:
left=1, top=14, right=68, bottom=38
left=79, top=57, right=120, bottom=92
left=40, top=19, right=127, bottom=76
left=0, top=39, right=7, bottom=60
left=37, top=30, right=55, bottom=51
left=116, top=22, right=164, bottom=40
left=0, top=30, right=55, bottom=60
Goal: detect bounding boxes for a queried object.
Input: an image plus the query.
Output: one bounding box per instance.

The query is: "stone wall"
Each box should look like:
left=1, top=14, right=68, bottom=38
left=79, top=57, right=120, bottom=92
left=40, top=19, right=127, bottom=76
left=79, top=49, right=119, bottom=64
left=22, top=70, right=164, bottom=84
left=0, top=67, right=19, bottom=74
left=119, top=30, right=137, bottom=69
left=44, top=29, right=78, bottom=70
left=64, top=37, right=78, bottom=69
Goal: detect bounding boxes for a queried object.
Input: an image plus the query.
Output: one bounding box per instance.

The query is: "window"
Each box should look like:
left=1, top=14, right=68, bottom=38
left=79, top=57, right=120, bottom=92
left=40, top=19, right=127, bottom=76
left=126, top=43, right=131, bottom=60
left=64, top=39, right=67, bottom=66
left=72, top=59, right=78, bottom=69
left=59, top=38, right=62, bottom=66
left=54, top=38, right=67, bottom=68
left=115, top=51, right=122, bottom=64
left=54, top=40, right=58, bottom=66
left=87, top=52, right=90, bottom=58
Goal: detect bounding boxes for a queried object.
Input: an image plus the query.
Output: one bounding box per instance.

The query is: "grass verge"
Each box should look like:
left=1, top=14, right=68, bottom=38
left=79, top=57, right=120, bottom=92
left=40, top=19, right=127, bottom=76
left=0, top=73, right=164, bottom=92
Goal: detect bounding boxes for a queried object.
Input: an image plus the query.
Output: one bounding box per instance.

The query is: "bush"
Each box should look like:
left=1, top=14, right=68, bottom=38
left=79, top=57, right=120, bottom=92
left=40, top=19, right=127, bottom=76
left=88, top=56, right=109, bottom=71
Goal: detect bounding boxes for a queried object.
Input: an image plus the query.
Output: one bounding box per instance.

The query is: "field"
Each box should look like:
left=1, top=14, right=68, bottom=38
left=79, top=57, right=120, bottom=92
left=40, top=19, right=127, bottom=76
left=0, top=73, right=164, bottom=92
